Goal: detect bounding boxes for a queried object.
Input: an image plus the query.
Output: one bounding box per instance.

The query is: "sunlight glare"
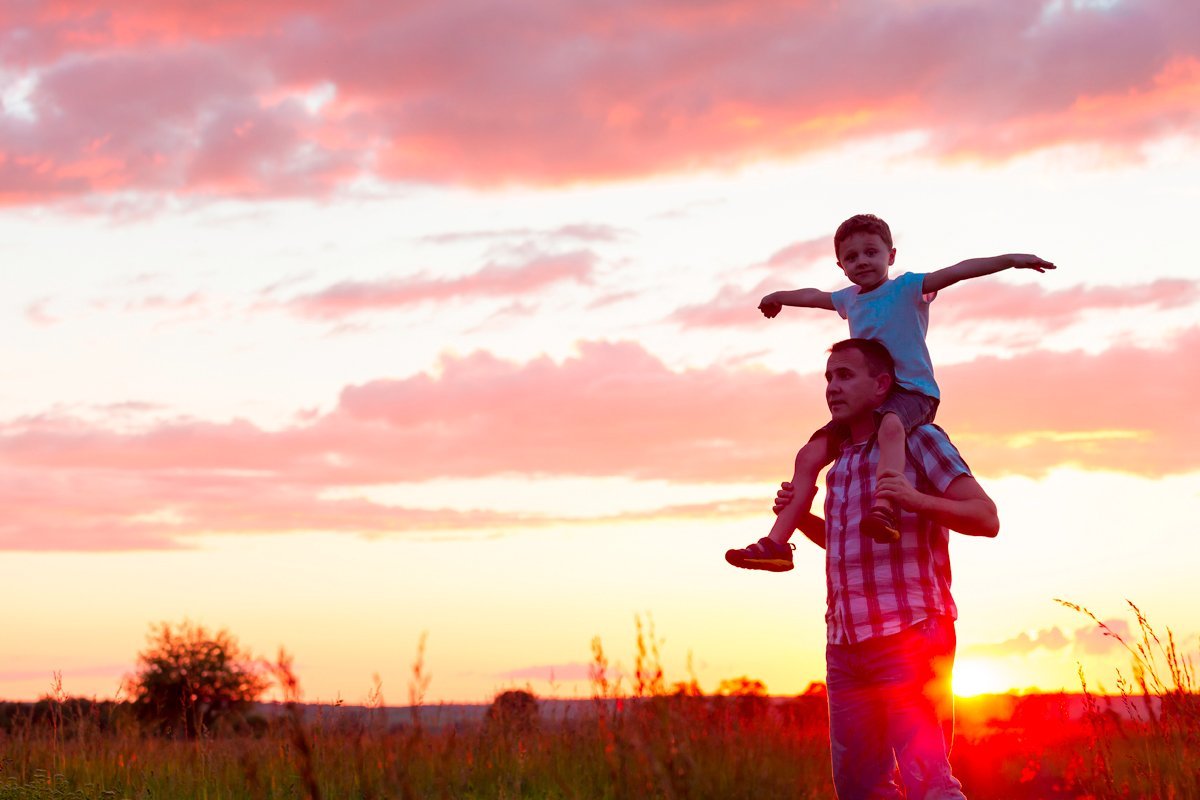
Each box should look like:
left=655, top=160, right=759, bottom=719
left=953, top=658, right=1009, bottom=697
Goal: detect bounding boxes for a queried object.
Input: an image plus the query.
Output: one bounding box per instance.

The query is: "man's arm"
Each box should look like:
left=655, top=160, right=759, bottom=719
left=759, top=288, right=836, bottom=318
left=922, top=254, right=1055, bottom=294
left=875, top=471, right=999, bottom=538
left=796, top=511, right=826, bottom=549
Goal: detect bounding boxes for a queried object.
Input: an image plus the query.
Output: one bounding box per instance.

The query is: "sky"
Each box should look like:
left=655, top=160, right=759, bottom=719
left=1, top=0, right=1198, bottom=706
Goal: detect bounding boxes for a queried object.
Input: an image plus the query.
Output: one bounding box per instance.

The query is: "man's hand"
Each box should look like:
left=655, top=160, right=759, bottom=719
left=1010, top=254, right=1056, bottom=273
left=775, top=482, right=825, bottom=548
left=759, top=293, right=782, bottom=318
left=773, top=481, right=796, bottom=515
left=875, top=470, right=926, bottom=512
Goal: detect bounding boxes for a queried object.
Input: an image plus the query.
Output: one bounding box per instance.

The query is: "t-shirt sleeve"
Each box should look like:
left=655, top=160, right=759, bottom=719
left=830, top=286, right=854, bottom=320
left=907, top=424, right=972, bottom=494
left=900, top=271, right=935, bottom=305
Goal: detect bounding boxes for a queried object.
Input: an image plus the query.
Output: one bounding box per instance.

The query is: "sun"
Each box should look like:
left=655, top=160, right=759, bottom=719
left=953, top=658, right=1009, bottom=697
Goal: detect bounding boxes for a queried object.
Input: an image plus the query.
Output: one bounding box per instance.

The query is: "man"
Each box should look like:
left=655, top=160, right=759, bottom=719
left=777, top=338, right=998, bottom=799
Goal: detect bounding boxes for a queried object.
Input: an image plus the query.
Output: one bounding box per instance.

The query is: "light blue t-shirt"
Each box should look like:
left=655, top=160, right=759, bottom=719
left=830, top=271, right=939, bottom=399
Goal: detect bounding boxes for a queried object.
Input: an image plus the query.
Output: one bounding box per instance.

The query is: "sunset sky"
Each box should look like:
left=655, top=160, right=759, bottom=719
left=2, top=0, right=1198, bottom=706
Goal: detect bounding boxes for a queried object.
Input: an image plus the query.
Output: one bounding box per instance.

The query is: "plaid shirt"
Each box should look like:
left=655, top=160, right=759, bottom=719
left=824, top=424, right=972, bottom=645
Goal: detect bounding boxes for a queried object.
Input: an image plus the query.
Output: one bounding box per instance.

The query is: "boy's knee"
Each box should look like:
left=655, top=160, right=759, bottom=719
left=878, top=412, right=905, bottom=436
left=796, top=438, right=828, bottom=471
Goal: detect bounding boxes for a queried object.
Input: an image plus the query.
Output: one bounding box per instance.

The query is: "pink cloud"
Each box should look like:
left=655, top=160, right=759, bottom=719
left=0, top=451, right=765, bottom=551
left=966, top=623, right=1146, bottom=658
left=2, top=1, right=1198, bottom=199
left=0, top=46, right=356, bottom=202
left=24, top=299, right=58, bottom=326
left=935, top=278, right=1199, bottom=330
left=123, top=292, right=207, bottom=313
left=935, top=329, right=1200, bottom=476
left=669, top=278, right=778, bottom=328
left=968, top=627, right=1071, bottom=657
left=765, top=237, right=832, bottom=270
left=283, top=251, right=596, bottom=319
left=496, top=662, right=594, bottom=682
left=1074, top=619, right=1134, bottom=655
left=0, top=329, right=1195, bottom=550
left=669, top=236, right=842, bottom=328
left=0, top=663, right=131, bottom=682
left=420, top=224, right=626, bottom=246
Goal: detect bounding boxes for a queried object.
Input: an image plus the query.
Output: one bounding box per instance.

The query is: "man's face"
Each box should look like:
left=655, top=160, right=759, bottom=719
left=836, top=231, right=895, bottom=291
left=825, top=348, right=889, bottom=423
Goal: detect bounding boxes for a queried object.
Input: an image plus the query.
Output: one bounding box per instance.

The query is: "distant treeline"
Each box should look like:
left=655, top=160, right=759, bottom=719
left=0, top=690, right=834, bottom=738
left=0, top=698, right=124, bottom=734
left=0, top=697, right=273, bottom=738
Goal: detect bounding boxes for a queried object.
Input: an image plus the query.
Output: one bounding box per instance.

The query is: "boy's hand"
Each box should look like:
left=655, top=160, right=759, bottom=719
left=875, top=470, right=924, bottom=512
left=1010, top=254, right=1056, bottom=273
left=759, top=293, right=782, bottom=318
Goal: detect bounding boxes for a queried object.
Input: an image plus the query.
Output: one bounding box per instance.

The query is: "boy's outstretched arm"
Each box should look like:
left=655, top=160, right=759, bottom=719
left=922, top=254, right=1055, bottom=294
left=759, top=288, right=836, bottom=318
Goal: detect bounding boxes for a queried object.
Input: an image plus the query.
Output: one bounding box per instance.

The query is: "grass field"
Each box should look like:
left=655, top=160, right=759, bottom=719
left=0, top=606, right=1194, bottom=799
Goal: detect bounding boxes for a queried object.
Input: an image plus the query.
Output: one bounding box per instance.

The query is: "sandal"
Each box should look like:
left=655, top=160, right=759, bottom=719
left=725, top=537, right=795, bottom=572
left=862, top=506, right=900, bottom=544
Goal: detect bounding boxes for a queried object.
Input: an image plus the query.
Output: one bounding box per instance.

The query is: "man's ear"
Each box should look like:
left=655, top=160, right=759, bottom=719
left=875, top=372, right=894, bottom=399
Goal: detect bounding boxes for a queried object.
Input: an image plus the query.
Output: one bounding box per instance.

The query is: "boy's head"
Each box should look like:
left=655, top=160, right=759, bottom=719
left=834, top=214, right=895, bottom=291
left=834, top=214, right=893, bottom=256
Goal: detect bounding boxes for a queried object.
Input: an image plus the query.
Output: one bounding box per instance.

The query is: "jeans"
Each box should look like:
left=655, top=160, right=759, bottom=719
left=826, top=615, right=966, bottom=800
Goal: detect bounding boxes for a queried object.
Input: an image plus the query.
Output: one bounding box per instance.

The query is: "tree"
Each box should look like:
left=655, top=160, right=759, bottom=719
left=126, top=620, right=269, bottom=737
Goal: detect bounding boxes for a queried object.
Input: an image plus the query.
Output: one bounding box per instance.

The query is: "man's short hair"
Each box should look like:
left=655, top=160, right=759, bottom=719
left=834, top=214, right=893, bottom=256
left=829, top=338, right=896, bottom=383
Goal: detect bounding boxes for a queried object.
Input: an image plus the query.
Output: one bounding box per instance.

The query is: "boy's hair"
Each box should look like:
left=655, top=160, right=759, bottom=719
left=834, top=214, right=893, bottom=257
left=829, top=338, right=896, bottom=383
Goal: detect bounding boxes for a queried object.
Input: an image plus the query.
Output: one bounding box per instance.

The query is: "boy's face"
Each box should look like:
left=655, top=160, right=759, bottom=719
left=836, top=232, right=896, bottom=291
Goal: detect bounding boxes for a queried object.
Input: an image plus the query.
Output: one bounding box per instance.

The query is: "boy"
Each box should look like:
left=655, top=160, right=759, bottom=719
left=725, top=213, right=1053, bottom=571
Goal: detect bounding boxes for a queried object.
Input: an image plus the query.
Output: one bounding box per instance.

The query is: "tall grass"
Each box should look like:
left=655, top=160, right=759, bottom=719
left=1056, top=599, right=1200, bottom=798
left=0, top=608, right=1195, bottom=799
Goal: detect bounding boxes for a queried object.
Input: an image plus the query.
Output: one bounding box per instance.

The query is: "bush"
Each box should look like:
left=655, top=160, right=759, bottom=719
left=125, top=620, right=269, bottom=738
left=486, top=689, right=539, bottom=734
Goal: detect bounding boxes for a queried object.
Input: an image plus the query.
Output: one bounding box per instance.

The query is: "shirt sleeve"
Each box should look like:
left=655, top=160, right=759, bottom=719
left=830, top=286, right=855, bottom=320
left=907, top=424, right=972, bottom=494
left=900, top=271, right=935, bottom=305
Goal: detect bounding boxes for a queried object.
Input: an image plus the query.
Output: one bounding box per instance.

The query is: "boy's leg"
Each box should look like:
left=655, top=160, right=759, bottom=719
left=863, top=412, right=905, bottom=544
left=768, top=435, right=830, bottom=543
left=725, top=434, right=831, bottom=572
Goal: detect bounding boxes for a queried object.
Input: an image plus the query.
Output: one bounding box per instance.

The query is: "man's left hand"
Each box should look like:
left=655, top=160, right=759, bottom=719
left=875, top=470, right=926, bottom=512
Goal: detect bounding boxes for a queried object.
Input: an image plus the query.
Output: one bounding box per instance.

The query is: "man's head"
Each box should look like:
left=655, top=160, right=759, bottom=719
left=834, top=214, right=895, bottom=291
left=825, top=338, right=895, bottom=425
